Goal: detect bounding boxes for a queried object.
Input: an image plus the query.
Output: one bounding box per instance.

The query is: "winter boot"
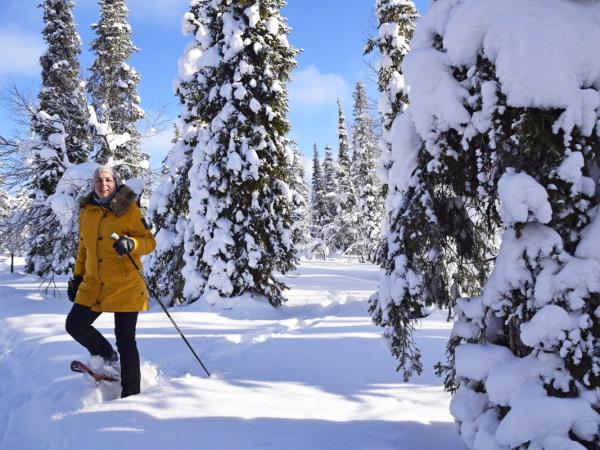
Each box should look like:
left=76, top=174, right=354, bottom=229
left=89, top=352, right=121, bottom=381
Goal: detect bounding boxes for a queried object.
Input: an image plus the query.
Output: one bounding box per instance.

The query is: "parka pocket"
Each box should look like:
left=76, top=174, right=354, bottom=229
left=120, top=257, right=132, bottom=281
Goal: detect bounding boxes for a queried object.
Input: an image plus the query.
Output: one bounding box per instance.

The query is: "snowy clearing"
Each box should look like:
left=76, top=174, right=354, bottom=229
left=0, top=258, right=465, bottom=450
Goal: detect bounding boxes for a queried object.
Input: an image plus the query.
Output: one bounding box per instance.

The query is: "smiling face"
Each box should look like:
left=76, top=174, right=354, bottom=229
left=94, top=172, right=117, bottom=199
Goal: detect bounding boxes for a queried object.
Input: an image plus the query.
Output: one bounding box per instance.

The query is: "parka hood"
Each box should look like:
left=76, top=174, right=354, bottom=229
left=80, top=185, right=138, bottom=217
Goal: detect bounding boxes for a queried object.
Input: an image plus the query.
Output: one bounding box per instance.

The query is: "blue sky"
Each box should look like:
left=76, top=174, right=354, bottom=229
left=0, top=0, right=427, bottom=167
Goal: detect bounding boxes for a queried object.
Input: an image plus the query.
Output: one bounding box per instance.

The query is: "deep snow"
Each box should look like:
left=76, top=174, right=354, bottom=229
left=0, top=258, right=465, bottom=450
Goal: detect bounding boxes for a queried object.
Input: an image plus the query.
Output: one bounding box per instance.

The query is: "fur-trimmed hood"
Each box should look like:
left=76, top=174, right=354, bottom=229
left=80, top=185, right=138, bottom=217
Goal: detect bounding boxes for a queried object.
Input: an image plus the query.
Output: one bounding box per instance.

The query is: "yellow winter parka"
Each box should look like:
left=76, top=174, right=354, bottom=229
left=73, top=185, right=156, bottom=312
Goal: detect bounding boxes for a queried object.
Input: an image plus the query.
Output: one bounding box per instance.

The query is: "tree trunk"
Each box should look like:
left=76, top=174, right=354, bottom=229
left=507, top=315, right=531, bottom=357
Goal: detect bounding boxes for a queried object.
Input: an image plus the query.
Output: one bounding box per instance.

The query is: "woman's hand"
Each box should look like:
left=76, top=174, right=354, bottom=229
left=67, top=275, right=83, bottom=302
left=112, top=235, right=135, bottom=256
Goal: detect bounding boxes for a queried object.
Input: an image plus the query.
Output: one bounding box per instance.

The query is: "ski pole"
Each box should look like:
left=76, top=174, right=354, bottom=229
left=111, top=233, right=211, bottom=377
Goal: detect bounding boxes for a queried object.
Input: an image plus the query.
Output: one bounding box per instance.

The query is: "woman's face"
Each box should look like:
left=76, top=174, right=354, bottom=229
left=94, top=172, right=117, bottom=199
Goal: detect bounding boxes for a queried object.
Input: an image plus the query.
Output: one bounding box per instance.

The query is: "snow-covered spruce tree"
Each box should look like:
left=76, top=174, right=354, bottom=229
left=322, top=146, right=339, bottom=216
left=331, top=98, right=356, bottom=253
left=321, top=144, right=345, bottom=254
left=289, top=143, right=310, bottom=250
left=310, top=144, right=328, bottom=241
left=171, top=122, right=182, bottom=148
left=25, top=116, right=72, bottom=277
left=370, top=1, right=600, bottom=448
left=364, top=0, right=417, bottom=161
left=172, top=0, right=299, bottom=307
left=364, top=0, right=418, bottom=264
left=146, top=123, right=194, bottom=306
left=37, top=0, right=91, bottom=162
left=0, top=190, right=30, bottom=273
left=337, top=99, right=351, bottom=167
left=0, top=185, right=11, bottom=250
left=25, top=0, right=91, bottom=277
left=349, top=82, right=383, bottom=261
left=88, top=0, right=147, bottom=179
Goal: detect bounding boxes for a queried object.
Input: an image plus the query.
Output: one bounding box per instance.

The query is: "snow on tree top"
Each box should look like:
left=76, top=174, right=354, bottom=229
left=407, top=0, right=600, bottom=140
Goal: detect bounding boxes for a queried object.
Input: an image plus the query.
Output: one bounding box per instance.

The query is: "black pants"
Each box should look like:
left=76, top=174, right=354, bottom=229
left=66, top=303, right=140, bottom=398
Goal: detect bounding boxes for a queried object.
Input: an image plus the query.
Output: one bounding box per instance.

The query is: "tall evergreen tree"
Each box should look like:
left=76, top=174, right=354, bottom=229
left=26, top=0, right=91, bottom=277
left=155, top=0, right=299, bottom=307
left=289, top=143, right=310, bottom=250
left=370, top=1, right=600, bottom=448
left=336, top=98, right=352, bottom=198
left=337, top=99, right=351, bottom=164
left=350, top=82, right=383, bottom=261
left=364, top=0, right=417, bottom=160
left=88, top=0, right=147, bottom=179
left=171, top=122, right=182, bottom=146
left=36, top=0, right=91, bottom=163
left=332, top=98, right=356, bottom=252
left=321, top=144, right=343, bottom=253
left=321, top=145, right=339, bottom=219
left=146, top=124, right=192, bottom=306
left=365, top=0, right=418, bottom=263
left=0, top=185, right=11, bottom=250
left=0, top=189, right=30, bottom=273
left=310, top=143, right=327, bottom=240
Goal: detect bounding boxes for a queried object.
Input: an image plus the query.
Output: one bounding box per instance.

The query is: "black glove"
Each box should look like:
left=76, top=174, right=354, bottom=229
left=67, top=275, right=83, bottom=302
left=113, top=235, right=135, bottom=256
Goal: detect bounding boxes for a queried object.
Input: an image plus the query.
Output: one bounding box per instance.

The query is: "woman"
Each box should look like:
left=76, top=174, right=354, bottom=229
left=66, top=165, right=156, bottom=398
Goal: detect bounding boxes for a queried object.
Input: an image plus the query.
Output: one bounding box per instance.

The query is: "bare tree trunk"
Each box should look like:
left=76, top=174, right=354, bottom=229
left=508, top=315, right=531, bottom=357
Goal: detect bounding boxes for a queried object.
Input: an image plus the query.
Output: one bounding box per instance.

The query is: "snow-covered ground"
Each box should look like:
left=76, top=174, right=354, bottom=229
left=0, top=258, right=465, bottom=450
